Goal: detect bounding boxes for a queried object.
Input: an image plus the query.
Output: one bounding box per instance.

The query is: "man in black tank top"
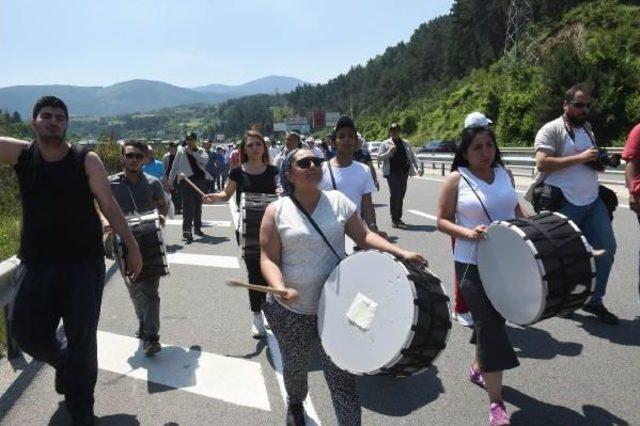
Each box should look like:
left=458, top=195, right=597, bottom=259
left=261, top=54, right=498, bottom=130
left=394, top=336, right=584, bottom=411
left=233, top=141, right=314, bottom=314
left=0, top=96, right=142, bottom=425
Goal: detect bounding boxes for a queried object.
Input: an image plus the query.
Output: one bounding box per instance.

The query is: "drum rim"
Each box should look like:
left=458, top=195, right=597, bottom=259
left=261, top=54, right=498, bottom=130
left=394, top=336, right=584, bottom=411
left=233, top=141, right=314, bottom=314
left=485, top=212, right=595, bottom=326
left=319, top=249, right=450, bottom=376
left=488, top=220, right=548, bottom=325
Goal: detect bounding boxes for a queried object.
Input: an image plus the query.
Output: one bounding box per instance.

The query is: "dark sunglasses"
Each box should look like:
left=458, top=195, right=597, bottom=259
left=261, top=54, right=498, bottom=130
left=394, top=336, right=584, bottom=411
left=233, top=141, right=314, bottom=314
left=295, top=157, right=324, bottom=169
left=570, top=101, right=592, bottom=110
left=124, top=152, right=145, bottom=160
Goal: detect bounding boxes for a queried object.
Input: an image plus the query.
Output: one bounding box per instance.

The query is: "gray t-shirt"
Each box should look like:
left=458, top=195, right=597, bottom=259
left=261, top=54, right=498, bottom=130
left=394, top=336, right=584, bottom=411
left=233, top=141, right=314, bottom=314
left=273, top=190, right=357, bottom=314
left=109, top=172, right=164, bottom=214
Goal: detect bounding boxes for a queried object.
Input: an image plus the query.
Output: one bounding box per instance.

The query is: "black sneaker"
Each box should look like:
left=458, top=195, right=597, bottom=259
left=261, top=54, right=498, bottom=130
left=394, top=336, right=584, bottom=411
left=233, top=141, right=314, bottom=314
left=582, top=303, right=619, bottom=324
left=194, top=228, right=205, bottom=237
left=144, top=336, right=162, bottom=356
left=286, top=402, right=306, bottom=426
left=397, top=219, right=408, bottom=227
left=54, top=367, right=65, bottom=395
left=135, top=322, right=144, bottom=339
left=183, top=232, right=193, bottom=243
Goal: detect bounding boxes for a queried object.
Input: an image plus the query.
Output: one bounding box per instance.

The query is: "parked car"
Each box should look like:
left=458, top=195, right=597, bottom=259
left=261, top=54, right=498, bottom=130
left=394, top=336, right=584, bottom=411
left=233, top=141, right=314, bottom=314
left=367, top=141, right=382, bottom=155
left=418, top=140, right=457, bottom=153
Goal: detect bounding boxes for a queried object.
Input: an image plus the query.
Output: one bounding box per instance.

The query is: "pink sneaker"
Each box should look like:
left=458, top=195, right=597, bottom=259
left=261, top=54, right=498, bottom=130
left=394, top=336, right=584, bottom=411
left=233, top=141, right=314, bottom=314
left=468, top=365, right=486, bottom=389
left=489, top=401, right=511, bottom=426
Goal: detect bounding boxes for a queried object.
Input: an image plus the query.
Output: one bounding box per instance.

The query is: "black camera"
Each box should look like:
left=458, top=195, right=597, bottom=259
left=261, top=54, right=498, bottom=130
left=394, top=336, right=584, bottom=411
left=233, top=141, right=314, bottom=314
left=586, top=149, right=621, bottom=171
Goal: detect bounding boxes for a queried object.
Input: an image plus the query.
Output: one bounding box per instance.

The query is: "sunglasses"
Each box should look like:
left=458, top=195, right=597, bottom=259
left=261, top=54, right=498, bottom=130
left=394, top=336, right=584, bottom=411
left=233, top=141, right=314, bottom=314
left=570, top=101, right=592, bottom=110
left=295, top=157, right=324, bottom=169
left=124, top=152, right=145, bottom=160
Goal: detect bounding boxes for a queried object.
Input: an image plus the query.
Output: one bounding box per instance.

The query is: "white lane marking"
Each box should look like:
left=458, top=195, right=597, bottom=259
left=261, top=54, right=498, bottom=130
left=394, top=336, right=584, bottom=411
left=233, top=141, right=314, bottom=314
left=167, top=253, right=239, bottom=269
left=228, top=197, right=322, bottom=425
left=165, top=219, right=231, bottom=227
left=416, top=176, right=446, bottom=183
left=264, top=321, right=322, bottom=425
left=408, top=209, right=437, bottom=222
left=97, top=331, right=271, bottom=411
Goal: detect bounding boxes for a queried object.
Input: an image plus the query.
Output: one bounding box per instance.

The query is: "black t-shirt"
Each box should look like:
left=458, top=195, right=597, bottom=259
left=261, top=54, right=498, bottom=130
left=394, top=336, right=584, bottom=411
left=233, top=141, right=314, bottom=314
left=389, top=139, right=410, bottom=173
left=186, top=152, right=205, bottom=180
left=229, top=164, right=279, bottom=206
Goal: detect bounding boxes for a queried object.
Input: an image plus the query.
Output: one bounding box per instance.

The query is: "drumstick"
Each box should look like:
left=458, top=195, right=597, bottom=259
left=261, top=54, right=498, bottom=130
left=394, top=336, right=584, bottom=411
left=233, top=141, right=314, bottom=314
left=226, top=280, right=288, bottom=296
left=179, top=173, right=206, bottom=197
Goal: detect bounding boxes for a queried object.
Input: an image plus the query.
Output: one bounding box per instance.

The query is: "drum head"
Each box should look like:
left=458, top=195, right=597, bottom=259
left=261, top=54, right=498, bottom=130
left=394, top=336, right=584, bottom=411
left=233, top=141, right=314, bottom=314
left=318, top=251, right=417, bottom=375
left=477, top=223, right=545, bottom=325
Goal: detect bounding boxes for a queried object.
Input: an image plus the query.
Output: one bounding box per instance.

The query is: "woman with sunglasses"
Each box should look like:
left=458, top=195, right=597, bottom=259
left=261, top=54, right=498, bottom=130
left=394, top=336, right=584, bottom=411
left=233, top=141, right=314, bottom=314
left=203, top=130, right=278, bottom=338
left=437, top=125, right=525, bottom=426
left=260, top=148, right=426, bottom=425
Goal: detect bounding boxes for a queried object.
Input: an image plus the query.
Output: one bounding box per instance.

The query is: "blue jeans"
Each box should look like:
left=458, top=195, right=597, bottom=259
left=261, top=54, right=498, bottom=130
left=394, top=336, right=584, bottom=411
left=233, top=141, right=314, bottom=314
left=558, top=198, right=616, bottom=305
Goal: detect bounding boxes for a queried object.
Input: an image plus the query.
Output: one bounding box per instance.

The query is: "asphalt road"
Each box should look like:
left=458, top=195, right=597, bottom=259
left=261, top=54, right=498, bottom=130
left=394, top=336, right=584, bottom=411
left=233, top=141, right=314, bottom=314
left=0, top=169, right=638, bottom=426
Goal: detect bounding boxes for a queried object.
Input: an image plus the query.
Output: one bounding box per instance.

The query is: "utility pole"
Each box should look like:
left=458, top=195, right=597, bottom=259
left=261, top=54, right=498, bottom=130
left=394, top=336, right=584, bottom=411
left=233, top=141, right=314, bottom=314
left=503, top=0, right=535, bottom=64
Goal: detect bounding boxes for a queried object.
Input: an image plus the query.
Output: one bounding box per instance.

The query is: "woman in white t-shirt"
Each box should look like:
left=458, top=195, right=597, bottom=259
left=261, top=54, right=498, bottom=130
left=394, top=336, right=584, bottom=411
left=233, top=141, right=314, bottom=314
left=437, top=126, right=525, bottom=426
left=260, top=148, right=425, bottom=425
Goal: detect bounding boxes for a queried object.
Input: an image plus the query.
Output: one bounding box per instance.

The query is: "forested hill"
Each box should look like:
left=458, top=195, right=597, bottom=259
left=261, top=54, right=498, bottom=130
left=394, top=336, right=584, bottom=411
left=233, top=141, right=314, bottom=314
left=213, top=0, right=639, bottom=145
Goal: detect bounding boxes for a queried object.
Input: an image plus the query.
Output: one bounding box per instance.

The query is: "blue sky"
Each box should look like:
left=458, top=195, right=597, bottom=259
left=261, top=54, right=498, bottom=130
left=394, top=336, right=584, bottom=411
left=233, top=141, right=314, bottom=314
left=1, top=0, right=454, bottom=88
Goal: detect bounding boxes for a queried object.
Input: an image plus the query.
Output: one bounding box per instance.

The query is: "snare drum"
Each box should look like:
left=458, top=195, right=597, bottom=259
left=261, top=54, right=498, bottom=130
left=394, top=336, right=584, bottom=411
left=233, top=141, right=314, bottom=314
left=477, top=211, right=596, bottom=326
left=238, top=192, right=279, bottom=259
left=114, top=210, right=170, bottom=283
left=318, top=250, right=451, bottom=377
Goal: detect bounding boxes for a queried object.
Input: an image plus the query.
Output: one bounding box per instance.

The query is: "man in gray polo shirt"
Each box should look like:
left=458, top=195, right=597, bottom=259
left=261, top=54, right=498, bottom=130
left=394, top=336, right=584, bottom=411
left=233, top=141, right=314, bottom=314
left=105, top=140, right=169, bottom=355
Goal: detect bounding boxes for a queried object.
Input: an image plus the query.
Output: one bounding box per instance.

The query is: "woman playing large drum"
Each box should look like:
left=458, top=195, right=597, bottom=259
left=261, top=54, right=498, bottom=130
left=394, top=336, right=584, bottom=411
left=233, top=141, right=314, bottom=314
left=259, top=148, right=425, bottom=426
left=203, top=130, right=278, bottom=338
left=436, top=125, right=526, bottom=426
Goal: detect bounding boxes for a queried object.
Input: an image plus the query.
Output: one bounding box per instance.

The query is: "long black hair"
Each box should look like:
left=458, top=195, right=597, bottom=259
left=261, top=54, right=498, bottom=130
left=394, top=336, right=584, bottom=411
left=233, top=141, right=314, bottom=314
left=451, top=126, right=504, bottom=172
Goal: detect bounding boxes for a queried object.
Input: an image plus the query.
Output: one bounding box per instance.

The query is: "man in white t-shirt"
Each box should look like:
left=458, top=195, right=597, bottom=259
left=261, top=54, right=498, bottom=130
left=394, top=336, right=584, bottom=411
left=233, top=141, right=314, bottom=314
left=319, top=116, right=384, bottom=237
left=531, top=83, right=618, bottom=324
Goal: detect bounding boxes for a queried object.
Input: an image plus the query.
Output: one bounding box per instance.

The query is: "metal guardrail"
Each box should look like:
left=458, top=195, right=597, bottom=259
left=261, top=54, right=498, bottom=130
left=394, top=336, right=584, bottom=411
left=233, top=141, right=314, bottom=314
left=0, top=256, right=21, bottom=359
left=415, top=153, right=626, bottom=186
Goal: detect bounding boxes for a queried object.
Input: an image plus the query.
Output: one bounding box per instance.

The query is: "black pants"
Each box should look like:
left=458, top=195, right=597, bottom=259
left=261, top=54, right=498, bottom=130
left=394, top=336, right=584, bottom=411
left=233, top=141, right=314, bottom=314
left=180, top=178, right=206, bottom=232
left=454, top=262, right=519, bottom=373
left=170, top=176, right=182, bottom=213
left=11, top=257, right=105, bottom=421
left=245, top=256, right=267, bottom=312
left=386, top=171, right=409, bottom=223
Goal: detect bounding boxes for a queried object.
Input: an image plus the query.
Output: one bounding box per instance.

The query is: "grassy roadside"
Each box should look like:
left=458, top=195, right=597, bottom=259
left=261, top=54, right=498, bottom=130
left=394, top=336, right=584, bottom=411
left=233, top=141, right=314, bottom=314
left=0, top=168, right=19, bottom=359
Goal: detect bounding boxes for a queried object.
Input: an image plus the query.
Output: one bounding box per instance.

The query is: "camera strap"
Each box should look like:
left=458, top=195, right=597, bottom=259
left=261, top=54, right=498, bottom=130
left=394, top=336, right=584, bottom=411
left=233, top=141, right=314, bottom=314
left=562, top=115, right=596, bottom=147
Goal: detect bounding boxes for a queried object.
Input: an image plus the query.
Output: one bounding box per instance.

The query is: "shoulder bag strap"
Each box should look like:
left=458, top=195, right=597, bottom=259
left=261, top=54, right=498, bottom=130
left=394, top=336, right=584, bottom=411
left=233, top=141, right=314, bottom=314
left=289, top=195, right=342, bottom=262
left=459, top=173, right=493, bottom=223
left=327, top=160, right=337, bottom=190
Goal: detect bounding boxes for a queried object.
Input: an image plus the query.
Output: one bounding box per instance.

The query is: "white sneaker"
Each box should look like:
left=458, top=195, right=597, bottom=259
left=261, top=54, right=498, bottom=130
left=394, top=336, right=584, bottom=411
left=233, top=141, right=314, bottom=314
left=452, top=311, right=474, bottom=327
left=252, top=313, right=266, bottom=338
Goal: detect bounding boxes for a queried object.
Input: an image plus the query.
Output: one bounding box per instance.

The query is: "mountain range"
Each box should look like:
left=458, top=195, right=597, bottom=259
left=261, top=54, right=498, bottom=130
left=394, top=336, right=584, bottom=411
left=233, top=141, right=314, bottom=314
left=0, top=75, right=306, bottom=119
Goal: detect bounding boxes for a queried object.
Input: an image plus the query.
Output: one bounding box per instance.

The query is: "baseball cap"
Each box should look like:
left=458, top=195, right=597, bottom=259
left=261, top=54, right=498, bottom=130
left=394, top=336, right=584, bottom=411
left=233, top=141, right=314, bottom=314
left=464, top=112, right=493, bottom=129
left=185, top=131, right=198, bottom=140
left=389, top=122, right=401, bottom=132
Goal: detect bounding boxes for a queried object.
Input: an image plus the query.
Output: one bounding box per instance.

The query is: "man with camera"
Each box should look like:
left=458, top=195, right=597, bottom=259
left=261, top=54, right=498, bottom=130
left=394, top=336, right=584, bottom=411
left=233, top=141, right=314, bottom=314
left=527, top=83, right=618, bottom=324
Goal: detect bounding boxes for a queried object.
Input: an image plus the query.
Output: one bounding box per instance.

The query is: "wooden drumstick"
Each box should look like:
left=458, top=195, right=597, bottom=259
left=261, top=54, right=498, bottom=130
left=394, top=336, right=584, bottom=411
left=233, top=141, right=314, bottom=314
left=178, top=172, right=206, bottom=197
left=226, top=280, right=288, bottom=296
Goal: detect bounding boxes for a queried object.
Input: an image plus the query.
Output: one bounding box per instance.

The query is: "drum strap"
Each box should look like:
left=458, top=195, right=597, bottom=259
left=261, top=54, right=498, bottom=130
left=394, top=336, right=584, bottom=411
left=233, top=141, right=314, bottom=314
left=460, top=174, right=492, bottom=222
left=290, top=195, right=342, bottom=263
